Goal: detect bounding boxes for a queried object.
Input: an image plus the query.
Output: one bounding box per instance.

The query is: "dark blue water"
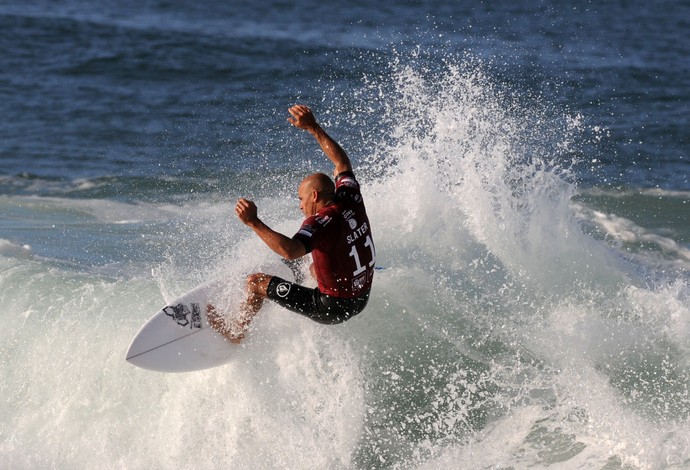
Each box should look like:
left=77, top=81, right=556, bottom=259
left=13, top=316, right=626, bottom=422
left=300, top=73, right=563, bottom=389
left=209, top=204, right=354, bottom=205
left=1, top=0, right=688, bottom=191
left=2, top=1, right=689, bottom=468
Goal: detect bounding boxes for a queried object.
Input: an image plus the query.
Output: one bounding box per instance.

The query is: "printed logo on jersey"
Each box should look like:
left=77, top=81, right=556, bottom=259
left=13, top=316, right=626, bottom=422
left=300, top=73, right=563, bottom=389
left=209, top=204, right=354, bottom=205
left=316, top=214, right=332, bottom=227
left=346, top=221, right=369, bottom=244
left=297, top=223, right=315, bottom=238
left=339, top=176, right=357, bottom=188
left=348, top=218, right=358, bottom=230
left=276, top=282, right=291, bottom=298
left=352, top=274, right=367, bottom=291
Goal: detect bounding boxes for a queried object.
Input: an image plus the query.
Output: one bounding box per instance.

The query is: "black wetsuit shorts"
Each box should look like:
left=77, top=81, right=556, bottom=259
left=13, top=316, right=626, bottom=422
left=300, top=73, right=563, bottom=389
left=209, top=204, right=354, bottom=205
left=266, top=276, right=369, bottom=325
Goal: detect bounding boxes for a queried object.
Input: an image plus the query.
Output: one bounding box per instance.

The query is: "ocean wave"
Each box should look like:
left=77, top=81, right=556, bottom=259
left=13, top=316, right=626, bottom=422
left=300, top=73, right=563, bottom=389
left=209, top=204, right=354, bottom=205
left=2, top=34, right=689, bottom=470
left=0, top=239, right=32, bottom=258
left=588, top=208, right=690, bottom=262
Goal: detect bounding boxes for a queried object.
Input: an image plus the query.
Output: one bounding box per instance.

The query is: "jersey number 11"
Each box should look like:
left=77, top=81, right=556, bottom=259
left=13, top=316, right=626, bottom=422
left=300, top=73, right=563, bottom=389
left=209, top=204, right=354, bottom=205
left=349, top=235, right=376, bottom=276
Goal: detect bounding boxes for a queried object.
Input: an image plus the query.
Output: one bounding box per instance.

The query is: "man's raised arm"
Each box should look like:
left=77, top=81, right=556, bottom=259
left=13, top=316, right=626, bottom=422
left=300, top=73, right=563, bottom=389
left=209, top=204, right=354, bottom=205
left=287, top=105, right=352, bottom=176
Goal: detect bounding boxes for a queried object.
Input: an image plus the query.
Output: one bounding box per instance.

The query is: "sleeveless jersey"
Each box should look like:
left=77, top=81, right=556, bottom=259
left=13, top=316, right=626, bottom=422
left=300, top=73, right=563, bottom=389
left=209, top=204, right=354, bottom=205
left=293, top=172, right=375, bottom=298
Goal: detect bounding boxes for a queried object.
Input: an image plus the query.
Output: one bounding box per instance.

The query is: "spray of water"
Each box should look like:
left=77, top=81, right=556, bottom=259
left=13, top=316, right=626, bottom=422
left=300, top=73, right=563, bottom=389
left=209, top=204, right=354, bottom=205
left=2, top=52, right=689, bottom=468
left=344, top=52, right=690, bottom=467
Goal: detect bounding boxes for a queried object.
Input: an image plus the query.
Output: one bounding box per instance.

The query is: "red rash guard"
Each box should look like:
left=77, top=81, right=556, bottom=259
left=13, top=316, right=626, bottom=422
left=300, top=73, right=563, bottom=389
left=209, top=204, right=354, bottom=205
left=293, top=172, right=375, bottom=298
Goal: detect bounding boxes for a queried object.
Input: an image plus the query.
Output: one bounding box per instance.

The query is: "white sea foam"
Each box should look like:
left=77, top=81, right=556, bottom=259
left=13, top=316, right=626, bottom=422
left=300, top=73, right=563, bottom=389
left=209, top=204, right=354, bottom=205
left=2, top=55, right=689, bottom=470
left=0, top=239, right=32, bottom=257
left=590, top=209, right=690, bottom=262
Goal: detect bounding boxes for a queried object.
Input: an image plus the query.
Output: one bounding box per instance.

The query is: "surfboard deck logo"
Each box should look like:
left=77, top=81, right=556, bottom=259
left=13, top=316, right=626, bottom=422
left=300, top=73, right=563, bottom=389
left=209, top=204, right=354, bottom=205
left=127, top=263, right=296, bottom=372
left=163, top=303, right=202, bottom=329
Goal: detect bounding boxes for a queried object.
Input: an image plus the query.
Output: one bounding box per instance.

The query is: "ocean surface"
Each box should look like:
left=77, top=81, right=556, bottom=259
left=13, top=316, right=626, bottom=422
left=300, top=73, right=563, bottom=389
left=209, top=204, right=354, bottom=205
left=1, top=0, right=689, bottom=468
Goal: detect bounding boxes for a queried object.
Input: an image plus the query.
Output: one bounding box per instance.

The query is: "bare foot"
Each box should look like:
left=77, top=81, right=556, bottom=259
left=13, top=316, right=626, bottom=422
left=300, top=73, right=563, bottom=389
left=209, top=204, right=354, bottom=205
left=206, top=304, right=246, bottom=344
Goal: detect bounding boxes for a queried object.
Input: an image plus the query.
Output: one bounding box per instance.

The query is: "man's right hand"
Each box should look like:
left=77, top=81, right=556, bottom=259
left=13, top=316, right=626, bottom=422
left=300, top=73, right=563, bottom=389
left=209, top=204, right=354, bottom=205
left=235, top=197, right=258, bottom=226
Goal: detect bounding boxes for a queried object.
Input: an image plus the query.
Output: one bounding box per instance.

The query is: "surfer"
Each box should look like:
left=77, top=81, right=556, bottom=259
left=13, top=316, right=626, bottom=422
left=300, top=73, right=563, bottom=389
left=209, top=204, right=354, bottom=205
left=208, top=105, right=375, bottom=343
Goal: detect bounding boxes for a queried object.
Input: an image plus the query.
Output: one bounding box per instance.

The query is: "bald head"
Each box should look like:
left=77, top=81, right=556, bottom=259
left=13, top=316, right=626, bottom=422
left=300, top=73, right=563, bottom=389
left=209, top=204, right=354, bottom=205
left=301, top=173, right=335, bottom=198
left=298, top=173, right=335, bottom=217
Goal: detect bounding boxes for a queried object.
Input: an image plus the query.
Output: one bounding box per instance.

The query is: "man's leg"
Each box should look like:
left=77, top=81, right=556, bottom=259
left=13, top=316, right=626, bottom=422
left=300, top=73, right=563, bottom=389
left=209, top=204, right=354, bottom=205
left=207, top=273, right=272, bottom=344
left=242, top=273, right=272, bottom=315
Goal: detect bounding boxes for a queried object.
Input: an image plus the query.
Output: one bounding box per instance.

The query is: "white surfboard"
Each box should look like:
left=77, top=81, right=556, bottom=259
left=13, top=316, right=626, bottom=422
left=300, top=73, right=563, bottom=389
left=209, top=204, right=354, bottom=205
left=126, top=261, right=299, bottom=373
left=125, top=279, right=239, bottom=372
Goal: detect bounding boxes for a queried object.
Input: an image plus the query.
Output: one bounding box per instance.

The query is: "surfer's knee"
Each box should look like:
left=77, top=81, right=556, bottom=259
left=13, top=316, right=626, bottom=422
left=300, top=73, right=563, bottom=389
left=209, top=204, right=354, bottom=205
left=243, top=273, right=271, bottom=316
left=246, top=273, right=272, bottom=297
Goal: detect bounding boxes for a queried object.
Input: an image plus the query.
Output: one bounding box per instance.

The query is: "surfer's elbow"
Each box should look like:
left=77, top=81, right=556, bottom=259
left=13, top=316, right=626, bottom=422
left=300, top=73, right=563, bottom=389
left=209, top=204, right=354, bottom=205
left=281, top=248, right=303, bottom=260
left=279, top=239, right=307, bottom=260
